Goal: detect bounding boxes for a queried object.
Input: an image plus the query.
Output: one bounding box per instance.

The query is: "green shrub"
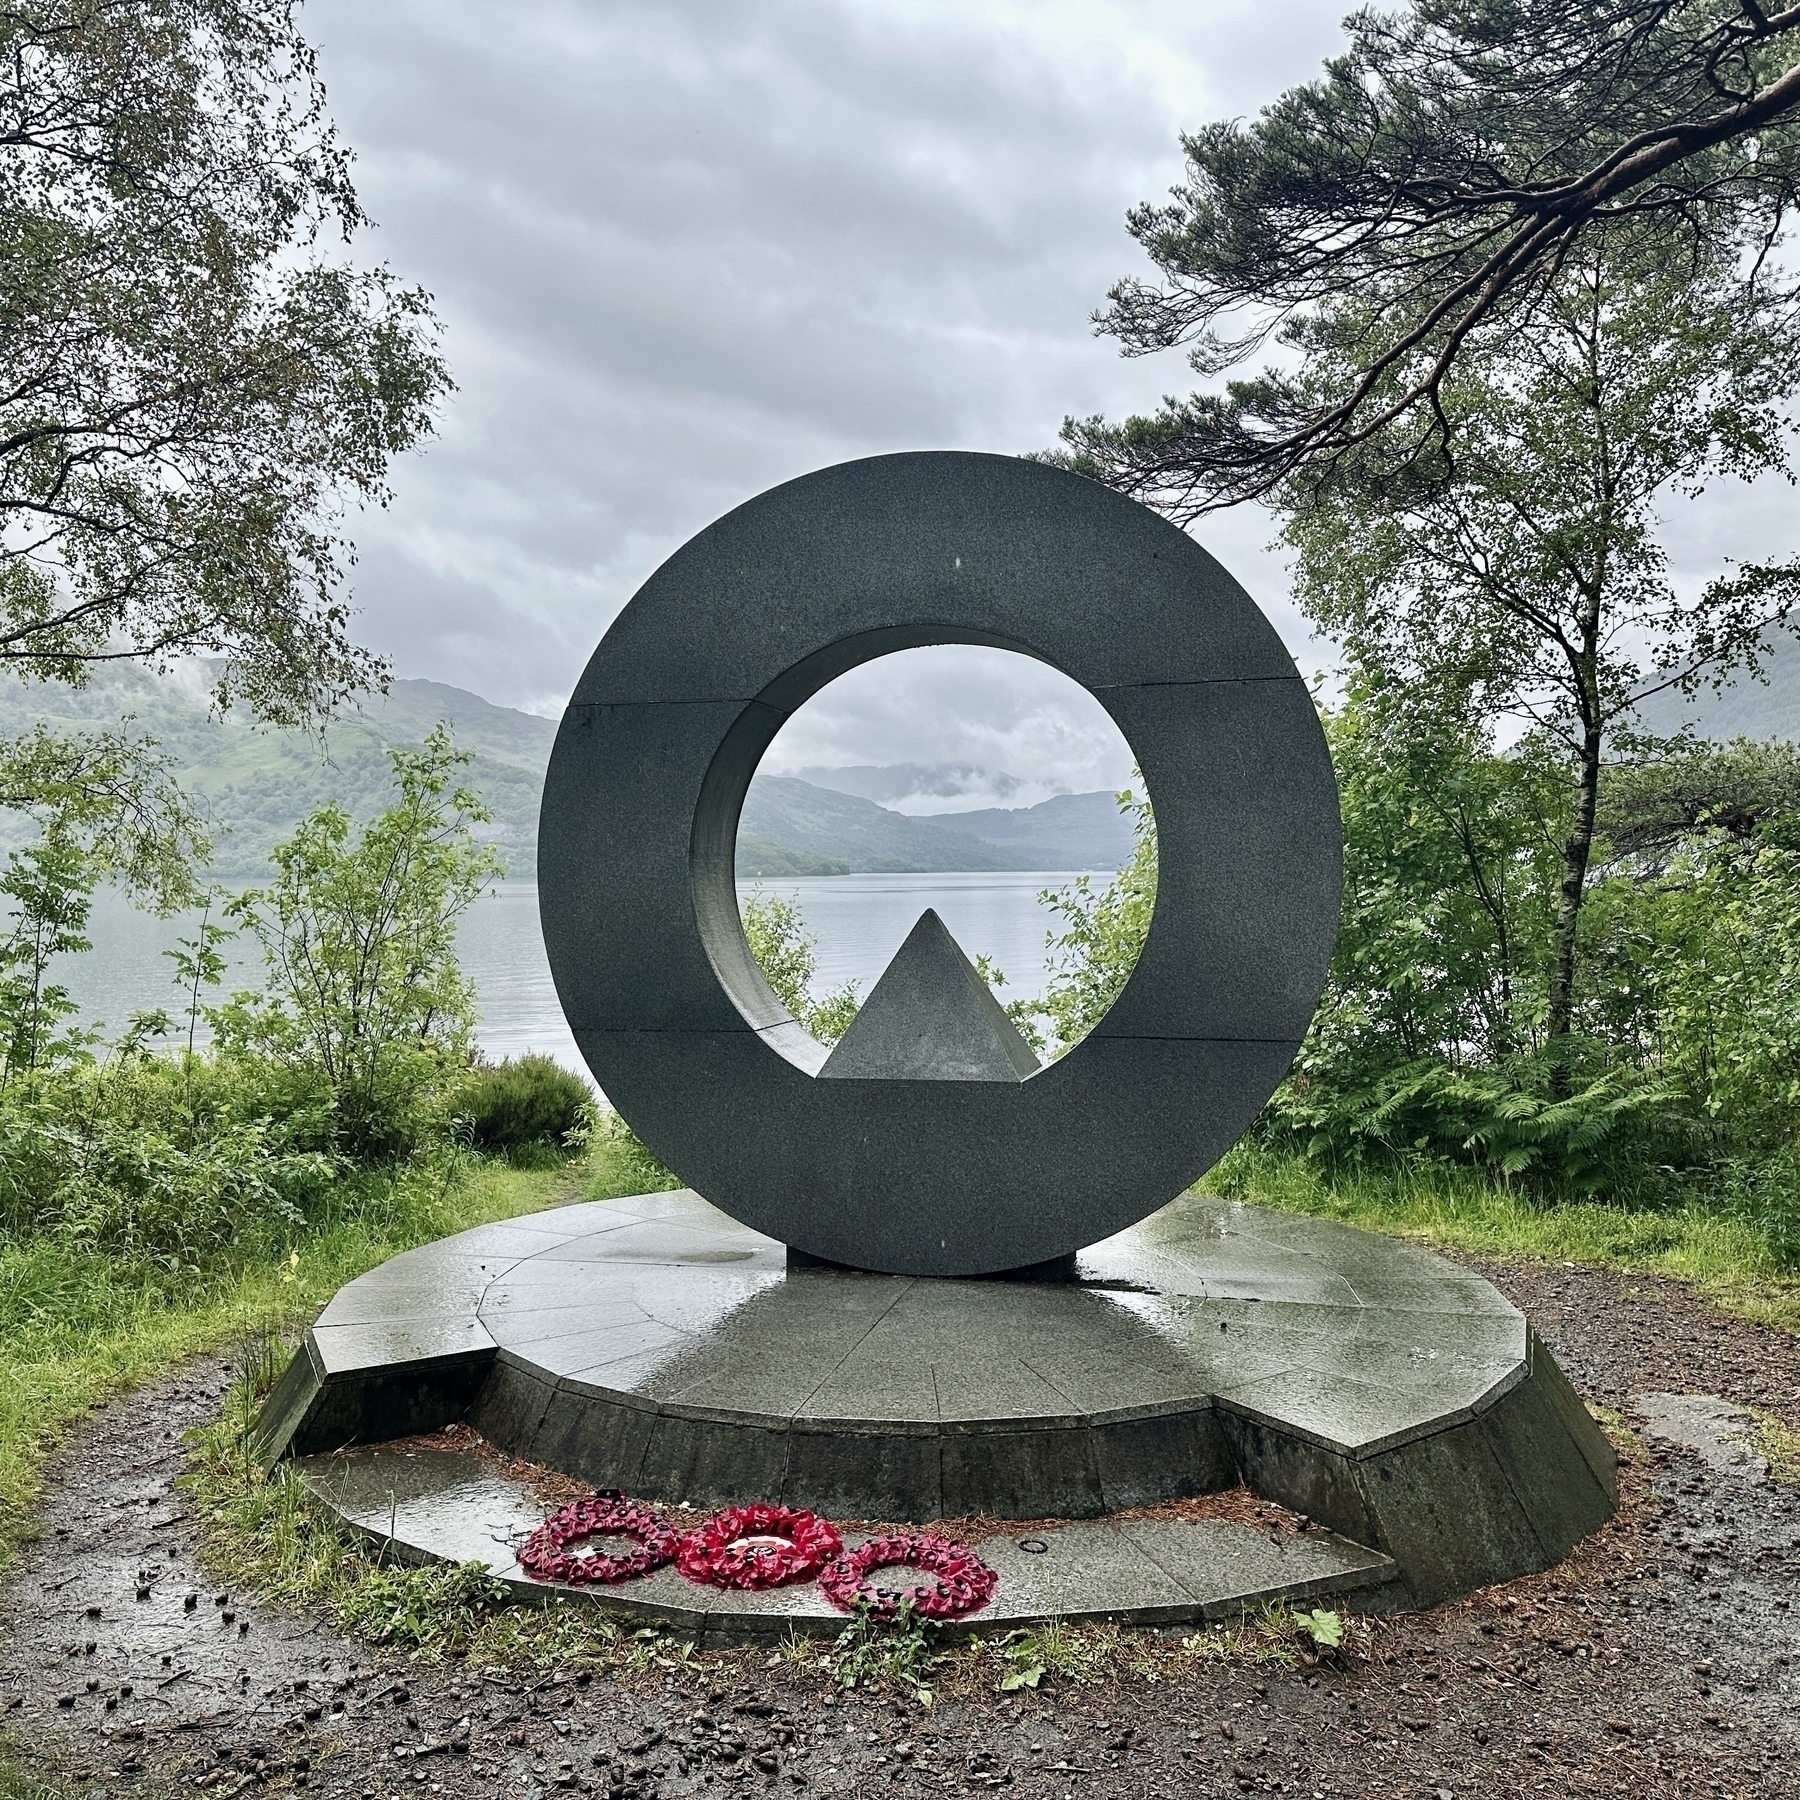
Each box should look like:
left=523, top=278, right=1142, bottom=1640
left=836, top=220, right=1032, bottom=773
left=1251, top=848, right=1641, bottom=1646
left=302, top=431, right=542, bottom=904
left=1030, top=789, right=1155, bottom=1055
left=460, top=1054, right=592, bottom=1162
left=218, top=727, right=500, bottom=1164
left=742, top=888, right=859, bottom=1042
left=1720, top=1148, right=1800, bottom=1272
left=1265, top=1041, right=1704, bottom=1195
left=0, top=1055, right=340, bottom=1267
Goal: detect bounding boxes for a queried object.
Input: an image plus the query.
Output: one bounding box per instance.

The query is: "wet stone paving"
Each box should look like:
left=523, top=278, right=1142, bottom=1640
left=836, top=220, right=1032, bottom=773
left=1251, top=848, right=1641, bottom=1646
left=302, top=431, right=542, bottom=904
left=266, top=1192, right=1614, bottom=1611
left=1, top=1252, right=1798, bottom=1798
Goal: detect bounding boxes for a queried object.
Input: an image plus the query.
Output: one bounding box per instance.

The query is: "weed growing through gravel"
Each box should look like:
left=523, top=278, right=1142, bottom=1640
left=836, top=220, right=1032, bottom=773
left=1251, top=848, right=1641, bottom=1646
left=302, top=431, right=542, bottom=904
left=994, top=1619, right=1108, bottom=1690
left=820, top=1601, right=942, bottom=1698
left=949, top=1606, right=1375, bottom=1697
left=936, top=1609, right=1372, bottom=1701
left=336, top=1561, right=514, bottom=1652
left=1745, top=1408, right=1800, bottom=1483
left=1178, top=1603, right=1371, bottom=1672
left=996, top=1632, right=1046, bottom=1691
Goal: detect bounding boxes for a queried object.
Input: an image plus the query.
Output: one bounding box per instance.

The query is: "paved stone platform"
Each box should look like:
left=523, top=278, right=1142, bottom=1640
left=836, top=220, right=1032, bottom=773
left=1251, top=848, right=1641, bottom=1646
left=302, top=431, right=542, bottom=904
left=298, top=1442, right=1401, bottom=1644
left=259, top=1191, right=1616, bottom=1608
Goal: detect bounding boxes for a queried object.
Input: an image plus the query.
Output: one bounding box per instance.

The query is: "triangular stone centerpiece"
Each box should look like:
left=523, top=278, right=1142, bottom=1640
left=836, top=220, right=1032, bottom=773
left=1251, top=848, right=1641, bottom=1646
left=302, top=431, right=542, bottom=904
left=818, top=909, right=1041, bottom=1082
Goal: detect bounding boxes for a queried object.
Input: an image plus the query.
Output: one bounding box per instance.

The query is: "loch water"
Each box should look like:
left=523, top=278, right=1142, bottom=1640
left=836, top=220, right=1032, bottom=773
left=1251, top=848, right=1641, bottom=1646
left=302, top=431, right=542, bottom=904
left=61, top=871, right=1105, bottom=1076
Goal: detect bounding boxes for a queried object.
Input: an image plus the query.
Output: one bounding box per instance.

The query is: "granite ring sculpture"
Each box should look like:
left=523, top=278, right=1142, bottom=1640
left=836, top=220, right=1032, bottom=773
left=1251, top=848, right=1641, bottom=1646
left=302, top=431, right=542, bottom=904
left=538, top=451, right=1342, bottom=1277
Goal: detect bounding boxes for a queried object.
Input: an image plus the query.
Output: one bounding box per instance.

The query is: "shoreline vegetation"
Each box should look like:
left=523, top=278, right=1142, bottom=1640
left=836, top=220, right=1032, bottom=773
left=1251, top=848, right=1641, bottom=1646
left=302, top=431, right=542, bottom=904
left=4, top=752, right=1800, bottom=1584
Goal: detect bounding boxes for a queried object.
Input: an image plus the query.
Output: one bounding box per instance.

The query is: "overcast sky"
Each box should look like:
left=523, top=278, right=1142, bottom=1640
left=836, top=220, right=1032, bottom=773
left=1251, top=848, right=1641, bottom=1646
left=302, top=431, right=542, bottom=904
left=301, top=0, right=1791, bottom=807
left=296, top=0, right=1361, bottom=803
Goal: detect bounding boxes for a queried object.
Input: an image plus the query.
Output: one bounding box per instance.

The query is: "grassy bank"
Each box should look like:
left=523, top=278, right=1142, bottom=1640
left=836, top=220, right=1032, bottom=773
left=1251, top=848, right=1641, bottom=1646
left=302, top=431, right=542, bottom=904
left=0, top=1157, right=583, bottom=1573
left=1208, top=1145, right=1800, bottom=1333
left=0, top=1122, right=671, bottom=1574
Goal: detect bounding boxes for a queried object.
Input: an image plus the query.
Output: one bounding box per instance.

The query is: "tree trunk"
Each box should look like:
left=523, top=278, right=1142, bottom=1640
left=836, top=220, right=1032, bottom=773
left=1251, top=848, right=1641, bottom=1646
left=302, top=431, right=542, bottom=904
left=1545, top=715, right=1602, bottom=1091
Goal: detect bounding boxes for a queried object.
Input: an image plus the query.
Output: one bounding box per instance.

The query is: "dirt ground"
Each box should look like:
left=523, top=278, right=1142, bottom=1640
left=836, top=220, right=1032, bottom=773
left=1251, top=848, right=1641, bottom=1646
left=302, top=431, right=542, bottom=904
left=2, top=1254, right=1797, bottom=1800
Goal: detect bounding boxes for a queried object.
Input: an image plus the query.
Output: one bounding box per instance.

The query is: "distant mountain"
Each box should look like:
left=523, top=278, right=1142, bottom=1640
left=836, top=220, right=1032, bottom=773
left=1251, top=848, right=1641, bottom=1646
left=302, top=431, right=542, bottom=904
left=925, top=790, right=1136, bottom=868
left=1635, top=634, right=1800, bottom=742
left=738, top=776, right=1107, bottom=875
left=0, top=667, right=552, bottom=875
left=1, top=669, right=1128, bottom=878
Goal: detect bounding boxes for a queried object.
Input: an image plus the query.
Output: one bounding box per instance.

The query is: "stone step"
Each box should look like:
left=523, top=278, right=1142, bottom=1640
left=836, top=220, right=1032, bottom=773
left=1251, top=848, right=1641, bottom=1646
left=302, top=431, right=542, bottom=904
left=297, top=1441, right=1403, bottom=1647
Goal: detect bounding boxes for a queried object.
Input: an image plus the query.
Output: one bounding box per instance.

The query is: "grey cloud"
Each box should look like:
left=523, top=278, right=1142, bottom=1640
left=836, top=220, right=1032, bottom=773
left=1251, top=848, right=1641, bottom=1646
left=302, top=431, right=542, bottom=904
left=793, top=765, right=1026, bottom=806
left=308, top=0, right=1350, bottom=773
left=760, top=645, right=1138, bottom=809
left=303, top=0, right=1800, bottom=791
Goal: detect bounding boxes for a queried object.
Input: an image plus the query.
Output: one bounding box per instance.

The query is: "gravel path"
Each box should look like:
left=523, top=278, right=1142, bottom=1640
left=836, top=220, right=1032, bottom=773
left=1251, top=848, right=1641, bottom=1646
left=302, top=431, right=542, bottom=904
left=2, top=1255, right=1797, bottom=1800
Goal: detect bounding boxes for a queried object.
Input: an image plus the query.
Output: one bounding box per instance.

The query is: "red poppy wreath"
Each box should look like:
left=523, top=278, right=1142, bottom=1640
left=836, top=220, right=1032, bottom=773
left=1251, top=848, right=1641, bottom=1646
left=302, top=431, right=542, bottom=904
left=818, top=1534, right=999, bottom=1621
left=517, top=1492, right=678, bottom=1585
left=676, top=1503, right=843, bottom=1590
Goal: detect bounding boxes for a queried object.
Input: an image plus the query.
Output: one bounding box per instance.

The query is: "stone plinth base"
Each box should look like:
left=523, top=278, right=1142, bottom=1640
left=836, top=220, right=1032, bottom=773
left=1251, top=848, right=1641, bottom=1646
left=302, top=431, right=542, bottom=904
left=259, top=1190, right=1615, bottom=1611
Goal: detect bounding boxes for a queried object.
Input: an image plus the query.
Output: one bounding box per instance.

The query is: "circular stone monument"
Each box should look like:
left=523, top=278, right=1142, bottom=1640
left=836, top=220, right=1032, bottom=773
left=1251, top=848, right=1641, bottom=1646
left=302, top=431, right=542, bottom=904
left=260, top=452, right=1617, bottom=1627
left=536, top=450, right=1342, bottom=1278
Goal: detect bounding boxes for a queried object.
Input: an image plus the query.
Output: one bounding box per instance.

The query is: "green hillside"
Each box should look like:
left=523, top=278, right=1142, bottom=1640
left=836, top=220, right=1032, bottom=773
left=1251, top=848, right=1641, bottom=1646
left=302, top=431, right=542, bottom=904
left=737, top=777, right=1125, bottom=872
left=740, top=776, right=1032, bottom=872
left=1635, top=634, right=1800, bottom=742
left=345, top=678, right=558, bottom=768
left=735, top=838, right=852, bottom=878
left=0, top=670, right=1127, bottom=878
left=0, top=668, right=549, bottom=875
left=924, top=789, right=1134, bottom=867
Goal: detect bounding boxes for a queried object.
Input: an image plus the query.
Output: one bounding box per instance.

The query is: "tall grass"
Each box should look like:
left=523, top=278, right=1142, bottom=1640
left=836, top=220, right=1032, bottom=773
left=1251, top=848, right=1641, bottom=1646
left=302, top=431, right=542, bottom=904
left=0, top=1743, right=55, bottom=1800
left=583, top=1108, right=684, bottom=1199
left=0, top=1160, right=565, bottom=1571
left=1208, top=1143, right=1800, bottom=1332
